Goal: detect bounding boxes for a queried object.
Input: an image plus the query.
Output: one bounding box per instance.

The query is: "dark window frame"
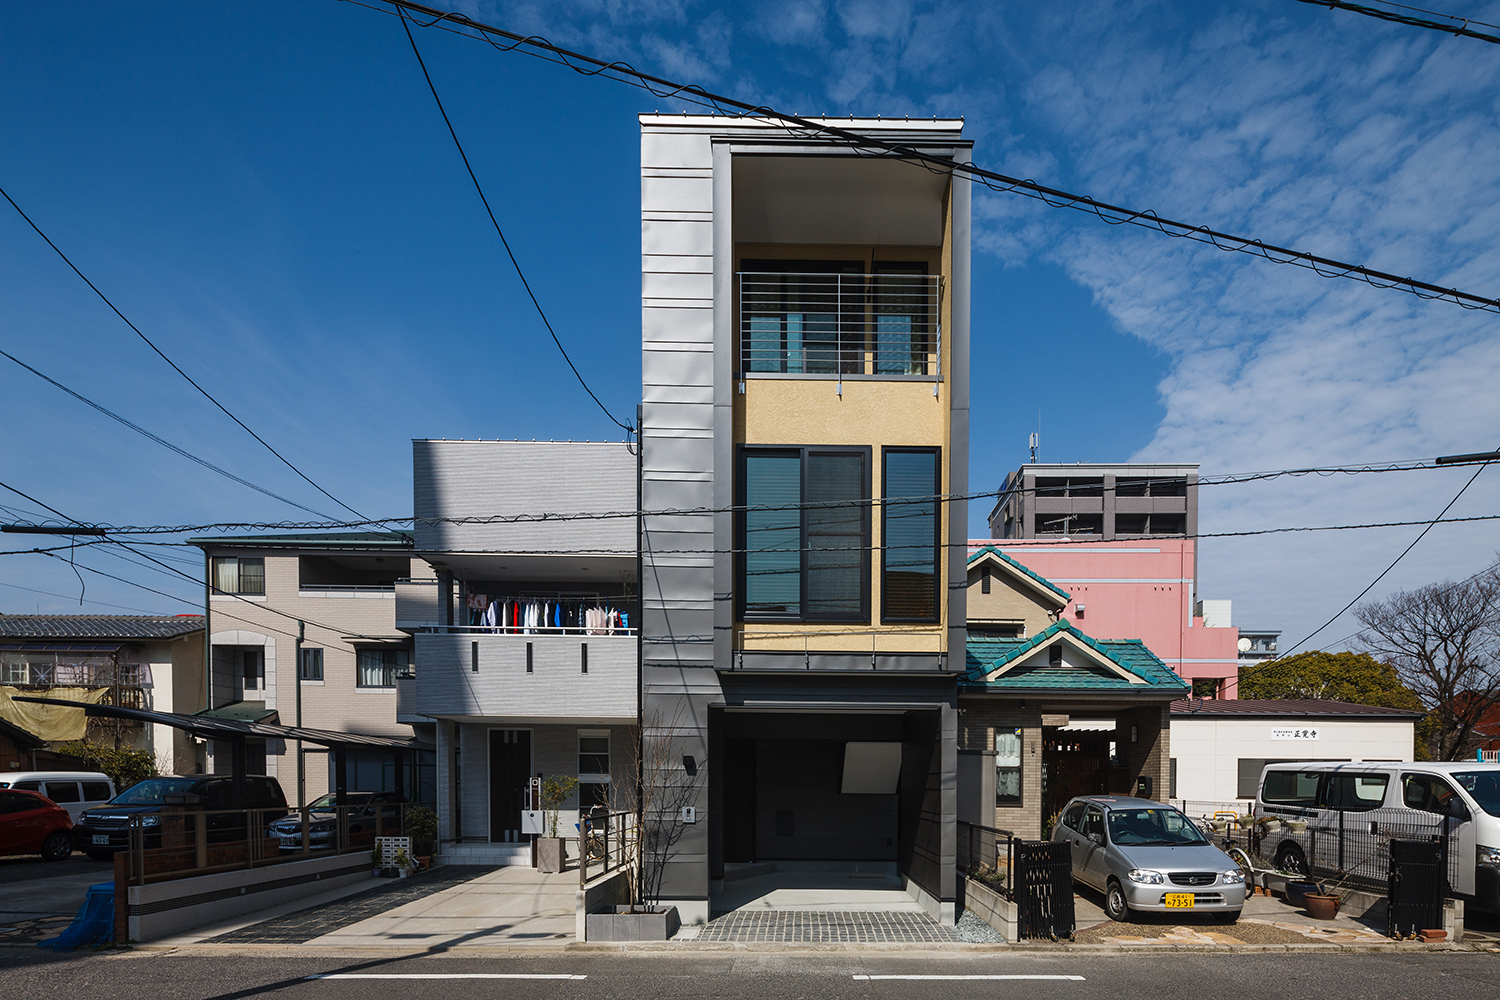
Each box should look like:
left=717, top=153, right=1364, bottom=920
left=212, top=556, right=265, bottom=596
left=736, top=444, right=872, bottom=624
left=881, top=446, right=942, bottom=624
left=299, top=647, right=324, bottom=682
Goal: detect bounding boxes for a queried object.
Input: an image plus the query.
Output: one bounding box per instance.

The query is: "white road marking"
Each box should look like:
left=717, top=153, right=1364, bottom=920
left=305, top=974, right=588, bottom=980
left=853, top=975, right=1085, bottom=981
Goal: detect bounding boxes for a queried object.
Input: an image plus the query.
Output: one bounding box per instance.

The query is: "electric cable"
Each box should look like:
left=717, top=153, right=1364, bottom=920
left=0, top=348, right=337, bottom=519
left=393, top=6, right=634, bottom=438
left=1269, top=442, right=1493, bottom=659
left=1287, top=0, right=1500, bottom=44
left=2, top=453, right=1488, bottom=537
left=0, top=183, right=369, bottom=518
left=348, top=0, right=1500, bottom=315
left=0, top=577, right=164, bottom=615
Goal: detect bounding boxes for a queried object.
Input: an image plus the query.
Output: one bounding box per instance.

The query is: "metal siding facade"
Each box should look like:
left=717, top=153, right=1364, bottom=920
left=414, top=634, right=636, bottom=720
left=412, top=440, right=634, bottom=554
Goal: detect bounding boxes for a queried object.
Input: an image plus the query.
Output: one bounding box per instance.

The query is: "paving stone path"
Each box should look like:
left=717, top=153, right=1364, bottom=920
left=692, top=910, right=960, bottom=944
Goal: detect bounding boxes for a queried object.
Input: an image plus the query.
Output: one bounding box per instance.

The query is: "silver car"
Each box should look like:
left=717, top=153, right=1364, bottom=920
left=1052, top=795, right=1248, bottom=923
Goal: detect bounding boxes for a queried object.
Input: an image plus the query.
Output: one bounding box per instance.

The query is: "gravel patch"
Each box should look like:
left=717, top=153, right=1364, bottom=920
left=955, top=911, right=1003, bottom=943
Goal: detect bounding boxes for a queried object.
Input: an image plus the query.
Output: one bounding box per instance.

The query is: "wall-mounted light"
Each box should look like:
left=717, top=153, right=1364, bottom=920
left=1130, top=725, right=1139, bottom=744
left=682, top=755, right=697, bottom=775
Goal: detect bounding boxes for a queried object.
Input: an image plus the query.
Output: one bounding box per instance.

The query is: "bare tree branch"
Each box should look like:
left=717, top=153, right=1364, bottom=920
left=1356, top=563, right=1500, bottom=759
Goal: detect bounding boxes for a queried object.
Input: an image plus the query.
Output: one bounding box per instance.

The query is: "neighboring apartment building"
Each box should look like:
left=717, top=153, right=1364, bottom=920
left=637, top=115, right=971, bottom=925
left=990, top=463, right=1199, bottom=544
left=405, top=439, right=639, bottom=868
left=188, top=532, right=427, bottom=804
left=967, top=538, right=1242, bottom=699
left=0, top=615, right=204, bottom=773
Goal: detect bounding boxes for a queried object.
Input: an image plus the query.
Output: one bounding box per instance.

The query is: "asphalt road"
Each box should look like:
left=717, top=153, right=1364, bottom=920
left=1, top=951, right=1496, bottom=1000
left=0, top=853, right=111, bottom=885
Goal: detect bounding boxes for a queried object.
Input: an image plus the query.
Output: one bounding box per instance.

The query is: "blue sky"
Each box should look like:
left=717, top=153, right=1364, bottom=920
left=2, top=0, right=1497, bottom=650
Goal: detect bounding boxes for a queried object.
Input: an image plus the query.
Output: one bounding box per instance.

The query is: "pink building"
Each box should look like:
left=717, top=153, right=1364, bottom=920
left=967, top=537, right=1242, bottom=697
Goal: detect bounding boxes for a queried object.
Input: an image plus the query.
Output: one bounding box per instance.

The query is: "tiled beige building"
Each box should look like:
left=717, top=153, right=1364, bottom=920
left=188, top=532, right=430, bottom=806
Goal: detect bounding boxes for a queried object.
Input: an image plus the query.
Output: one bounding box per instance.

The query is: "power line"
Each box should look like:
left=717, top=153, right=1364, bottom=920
left=0, top=578, right=167, bottom=615
left=1275, top=444, right=1493, bottom=658
left=29, top=452, right=1486, bottom=537
left=0, top=348, right=337, bottom=519
left=392, top=6, right=634, bottom=438
left=350, top=0, right=1500, bottom=316
left=8, top=512, right=1497, bottom=560
left=1288, top=0, right=1500, bottom=44
left=0, top=183, right=369, bottom=518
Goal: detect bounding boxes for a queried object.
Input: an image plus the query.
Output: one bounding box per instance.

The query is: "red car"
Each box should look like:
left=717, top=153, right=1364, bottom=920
left=0, top=788, right=74, bottom=861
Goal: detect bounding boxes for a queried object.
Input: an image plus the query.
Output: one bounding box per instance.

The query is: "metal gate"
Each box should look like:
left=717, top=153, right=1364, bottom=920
left=1016, top=840, right=1075, bottom=940
left=1388, top=838, right=1444, bottom=938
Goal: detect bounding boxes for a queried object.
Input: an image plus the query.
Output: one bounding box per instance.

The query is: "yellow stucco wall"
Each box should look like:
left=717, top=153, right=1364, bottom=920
left=732, top=220, right=954, bottom=655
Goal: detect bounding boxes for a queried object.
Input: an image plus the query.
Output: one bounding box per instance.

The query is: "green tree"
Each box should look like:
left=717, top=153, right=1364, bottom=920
left=59, top=740, right=158, bottom=790
left=1238, top=651, right=1433, bottom=759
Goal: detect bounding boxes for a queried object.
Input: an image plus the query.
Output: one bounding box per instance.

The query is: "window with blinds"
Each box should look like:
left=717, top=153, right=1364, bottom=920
left=740, top=446, right=870, bottom=622
left=882, top=448, right=940, bottom=622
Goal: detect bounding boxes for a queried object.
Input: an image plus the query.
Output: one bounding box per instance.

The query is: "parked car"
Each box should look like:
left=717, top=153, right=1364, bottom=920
left=266, top=791, right=404, bottom=852
left=72, top=774, right=289, bottom=859
left=0, top=788, right=74, bottom=861
left=1052, top=795, right=1248, bottom=923
left=0, top=772, right=116, bottom=823
left=1252, top=761, right=1500, bottom=911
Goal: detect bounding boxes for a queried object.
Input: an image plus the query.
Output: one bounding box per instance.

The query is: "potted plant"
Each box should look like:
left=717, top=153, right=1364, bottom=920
left=1288, top=819, right=1308, bottom=834
left=394, top=847, right=414, bottom=878
left=407, top=805, right=438, bottom=870
left=1304, top=891, right=1340, bottom=919
left=537, top=775, right=579, bottom=873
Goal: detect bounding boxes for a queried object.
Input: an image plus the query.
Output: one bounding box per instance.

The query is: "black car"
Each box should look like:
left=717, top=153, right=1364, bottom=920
left=267, top=791, right=404, bottom=852
left=72, top=774, right=289, bottom=859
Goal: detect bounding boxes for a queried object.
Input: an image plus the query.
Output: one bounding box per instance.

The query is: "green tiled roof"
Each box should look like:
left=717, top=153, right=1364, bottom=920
left=967, top=545, right=1071, bottom=602
left=963, top=620, right=1189, bottom=694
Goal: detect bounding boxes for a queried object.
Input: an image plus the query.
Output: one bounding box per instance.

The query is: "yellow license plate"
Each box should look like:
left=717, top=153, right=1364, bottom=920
left=1164, top=893, right=1195, bottom=908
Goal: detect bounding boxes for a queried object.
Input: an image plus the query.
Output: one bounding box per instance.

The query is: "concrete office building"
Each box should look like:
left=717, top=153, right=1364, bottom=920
left=637, top=115, right=971, bottom=925
left=989, top=463, right=1200, bottom=547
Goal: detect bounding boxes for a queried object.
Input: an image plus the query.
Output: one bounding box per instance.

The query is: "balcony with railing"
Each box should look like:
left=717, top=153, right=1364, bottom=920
left=738, top=271, right=942, bottom=381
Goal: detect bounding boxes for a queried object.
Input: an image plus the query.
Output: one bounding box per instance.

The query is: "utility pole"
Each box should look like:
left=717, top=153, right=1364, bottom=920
left=295, top=619, right=305, bottom=808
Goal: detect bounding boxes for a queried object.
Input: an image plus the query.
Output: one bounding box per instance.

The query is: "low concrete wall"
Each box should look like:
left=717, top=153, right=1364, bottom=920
left=125, top=853, right=372, bottom=943
left=576, top=869, right=631, bottom=942
left=1337, top=886, right=1464, bottom=942
left=961, top=876, right=1018, bottom=942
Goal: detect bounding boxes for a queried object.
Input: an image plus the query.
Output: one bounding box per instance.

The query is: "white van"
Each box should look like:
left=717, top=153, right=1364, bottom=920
left=1253, top=761, right=1500, bottom=911
left=0, top=771, right=116, bottom=823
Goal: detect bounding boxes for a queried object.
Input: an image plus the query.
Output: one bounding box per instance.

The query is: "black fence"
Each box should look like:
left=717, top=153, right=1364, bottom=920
left=1253, top=807, right=1459, bottom=895
left=1388, top=839, right=1445, bottom=938
left=957, top=821, right=1074, bottom=940
left=1015, top=840, right=1075, bottom=941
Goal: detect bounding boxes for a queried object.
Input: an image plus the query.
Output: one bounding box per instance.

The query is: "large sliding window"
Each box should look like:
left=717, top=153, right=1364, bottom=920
left=740, top=446, right=870, bottom=622
left=882, top=447, right=941, bottom=622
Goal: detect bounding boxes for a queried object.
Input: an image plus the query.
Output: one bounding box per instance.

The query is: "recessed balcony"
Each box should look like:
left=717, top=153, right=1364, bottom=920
left=739, top=271, right=942, bottom=381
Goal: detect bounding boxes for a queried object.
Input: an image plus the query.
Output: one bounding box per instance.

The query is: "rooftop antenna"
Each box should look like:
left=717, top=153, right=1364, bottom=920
left=1030, top=408, right=1040, bottom=464
left=1029, top=433, right=1038, bottom=465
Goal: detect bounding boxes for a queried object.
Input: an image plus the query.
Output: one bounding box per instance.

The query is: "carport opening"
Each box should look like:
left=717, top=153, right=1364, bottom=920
left=713, top=709, right=943, bottom=915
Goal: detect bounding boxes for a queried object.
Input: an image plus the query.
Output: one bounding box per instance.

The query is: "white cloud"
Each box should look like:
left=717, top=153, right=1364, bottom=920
left=997, top=5, right=1500, bottom=644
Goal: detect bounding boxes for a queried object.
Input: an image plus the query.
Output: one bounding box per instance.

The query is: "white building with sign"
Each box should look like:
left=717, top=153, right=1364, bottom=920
left=1168, top=698, right=1423, bottom=812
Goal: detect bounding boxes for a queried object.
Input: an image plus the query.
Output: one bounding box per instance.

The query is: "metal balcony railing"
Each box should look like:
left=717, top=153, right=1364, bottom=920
left=738, top=272, right=942, bottom=381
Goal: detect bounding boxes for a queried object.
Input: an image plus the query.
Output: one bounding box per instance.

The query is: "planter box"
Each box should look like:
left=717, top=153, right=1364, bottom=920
left=537, top=837, right=564, bottom=873
left=585, top=905, right=680, bottom=942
